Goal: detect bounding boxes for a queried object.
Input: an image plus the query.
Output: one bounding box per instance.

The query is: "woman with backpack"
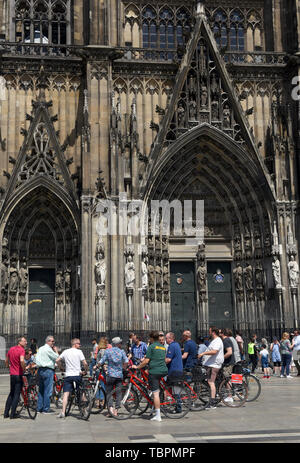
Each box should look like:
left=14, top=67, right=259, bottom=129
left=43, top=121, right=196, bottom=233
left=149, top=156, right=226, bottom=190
left=280, top=332, right=293, bottom=378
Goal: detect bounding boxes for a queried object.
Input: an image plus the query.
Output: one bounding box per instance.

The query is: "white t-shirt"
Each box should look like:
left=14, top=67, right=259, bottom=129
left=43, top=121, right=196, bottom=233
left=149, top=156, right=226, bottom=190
left=59, top=348, right=85, bottom=377
left=202, top=337, right=224, bottom=369
left=260, top=349, right=269, bottom=359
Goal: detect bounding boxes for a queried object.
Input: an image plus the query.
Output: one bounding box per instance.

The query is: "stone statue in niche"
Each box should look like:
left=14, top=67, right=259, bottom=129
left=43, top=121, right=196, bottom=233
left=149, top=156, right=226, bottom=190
left=255, top=263, right=264, bottom=289
left=233, top=263, right=243, bottom=291
left=223, top=105, right=231, bottom=129
left=189, top=100, right=197, bottom=121
left=125, top=255, right=135, bottom=289
left=64, top=266, right=72, bottom=293
left=200, top=84, right=208, bottom=107
left=244, top=263, right=253, bottom=291
left=197, top=261, right=207, bottom=291
left=177, top=103, right=186, bottom=128
left=155, top=261, right=162, bottom=290
left=163, top=262, right=170, bottom=289
left=56, top=269, right=64, bottom=292
left=148, top=260, right=155, bottom=288
left=211, top=98, right=219, bottom=120
left=141, top=256, right=148, bottom=290
left=9, top=265, right=19, bottom=293
left=288, top=255, right=299, bottom=288
left=95, top=250, right=106, bottom=286
left=19, top=260, right=28, bottom=293
left=272, top=255, right=281, bottom=289
left=189, top=75, right=197, bottom=96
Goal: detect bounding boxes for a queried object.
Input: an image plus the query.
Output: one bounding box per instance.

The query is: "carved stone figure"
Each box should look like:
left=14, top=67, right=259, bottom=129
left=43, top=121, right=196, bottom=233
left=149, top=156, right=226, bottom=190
left=255, top=263, right=264, bottom=289
left=19, top=260, right=28, bottom=293
left=163, top=263, right=170, bottom=289
left=155, top=262, right=162, bottom=290
left=272, top=255, right=281, bottom=289
left=200, top=85, right=208, bottom=107
left=288, top=255, right=299, bottom=288
left=244, top=263, right=253, bottom=290
left=233, top=263, right=243, bottom=291
left=197, top=261, right=207, bottom=291
left=64, top=267, right=72, bottom=293
left=148, top=261, right=155, bottom=287
left=189, top=100, right=197, bottom=121
left=189, top=75, right=196, bottom=96
left=177, top=103, right=185, bottom=128
left=125, top=255, right=135, bottom=289
left=56, top=270, right=64, bottom=292
left=223, top=105, right=231, bottom=129
left=9, top=266, right=19, bottom=292
left=141, top=257, right=148, bottom=289
left=95, top=251, right=106, bottom=286
left=211, top=99, right=219, bottom=120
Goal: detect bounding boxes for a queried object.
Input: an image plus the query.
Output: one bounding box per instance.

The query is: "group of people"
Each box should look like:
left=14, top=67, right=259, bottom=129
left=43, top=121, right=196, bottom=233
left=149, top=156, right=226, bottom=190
left=4, top=327, right=300, bottom=420
left=247, top=330, right=300, bottom=379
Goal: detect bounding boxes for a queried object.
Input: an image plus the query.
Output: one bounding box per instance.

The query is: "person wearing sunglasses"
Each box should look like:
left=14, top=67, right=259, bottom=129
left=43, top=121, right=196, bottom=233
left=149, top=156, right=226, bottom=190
left=35, top=335, right=59, bottom=414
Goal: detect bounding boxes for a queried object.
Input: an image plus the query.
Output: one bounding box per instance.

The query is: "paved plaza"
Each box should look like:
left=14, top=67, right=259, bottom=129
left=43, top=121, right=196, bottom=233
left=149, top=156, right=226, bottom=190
left=0, top=372, right=300, bottom=444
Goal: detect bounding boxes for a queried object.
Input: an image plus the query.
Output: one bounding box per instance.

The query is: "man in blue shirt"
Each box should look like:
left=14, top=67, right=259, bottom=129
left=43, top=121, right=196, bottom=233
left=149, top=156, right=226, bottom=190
left=99, top=337, right=128, bottom=417
left=182, top=330, right=197, bottom=371
left=130, top=335, right=148, bottom=365
left=166, top=332, right=184, bottom=414
left=166, top=332, right=183, bottom=377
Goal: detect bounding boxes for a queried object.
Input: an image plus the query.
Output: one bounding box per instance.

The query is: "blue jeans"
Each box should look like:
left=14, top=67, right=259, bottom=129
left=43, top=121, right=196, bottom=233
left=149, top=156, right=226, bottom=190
left=89, top=358, right=96, bottom=376
left=281, top=353, right=292, bottom=376
left=37, top=368, right=54, bottom=412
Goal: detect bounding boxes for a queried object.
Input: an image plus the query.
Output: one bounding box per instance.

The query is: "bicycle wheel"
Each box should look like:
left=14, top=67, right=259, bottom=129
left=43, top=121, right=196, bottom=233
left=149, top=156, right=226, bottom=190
left=160, top=381, right=192, bottom=419
left=78, top=387, right=93, bottom=420
left=88, top=386, right=106, bottom=415
left=244, top=374, right=261, bottom=402
left=26, top=386, right=38, bottom=419
left=134, top=384, right=151, bottom=416
left=107, top=384, right=139, bottom=420
left=190, top=380, right=210, bottom=411
left=219, top=377, right=248, bottom=408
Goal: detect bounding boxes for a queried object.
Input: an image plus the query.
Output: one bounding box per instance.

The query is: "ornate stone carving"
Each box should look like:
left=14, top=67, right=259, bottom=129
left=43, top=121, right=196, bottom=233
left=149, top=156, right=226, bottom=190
left=141, top=256, right=148, bottom=290
left=233, top=262, right=243, bottom=291
left=56, top=268, right=64, bottom=304
left=95, top=243, right=106, bottom=300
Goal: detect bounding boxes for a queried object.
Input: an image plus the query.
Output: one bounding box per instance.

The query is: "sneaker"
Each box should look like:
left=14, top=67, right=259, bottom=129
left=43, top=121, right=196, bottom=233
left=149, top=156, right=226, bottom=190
left=224, top=397, right=234, bottom=403
left=43, top=409, right=55, bottom=414
left=205, top=404, right=217, bottom=410
left=150, top=415, right=162, bottom=422
left=263, top=375, right=266, bottom=378
left=287, top=375, right=293, bottom=379
left=109, top=407, right=116, bottom=416
left=280, top=375, right=285, bottom=378
left=56, top=412, right=65, bottom=419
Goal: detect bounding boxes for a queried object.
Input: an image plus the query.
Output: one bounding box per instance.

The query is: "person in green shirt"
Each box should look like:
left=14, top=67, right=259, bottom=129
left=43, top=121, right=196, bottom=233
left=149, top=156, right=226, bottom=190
left=133, top=330, right=168, bottom=422
left=248, top=335, right=258, bottom=373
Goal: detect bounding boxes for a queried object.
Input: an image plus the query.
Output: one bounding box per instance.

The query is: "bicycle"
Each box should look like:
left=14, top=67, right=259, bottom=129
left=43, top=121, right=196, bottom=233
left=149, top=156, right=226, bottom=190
left=85, top=368, right=107, bottom=415
left=118, top=367, right=192, bottom=420
left=193, top=365, right=248, bottom=408
left=15, top=372, right=38, bottom=420
left=64, top=374, right=92, bottom=420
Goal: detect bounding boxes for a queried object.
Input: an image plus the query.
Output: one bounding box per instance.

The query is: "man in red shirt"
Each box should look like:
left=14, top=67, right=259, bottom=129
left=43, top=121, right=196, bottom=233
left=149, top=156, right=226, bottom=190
left=4, top=336, right=27, bottom=419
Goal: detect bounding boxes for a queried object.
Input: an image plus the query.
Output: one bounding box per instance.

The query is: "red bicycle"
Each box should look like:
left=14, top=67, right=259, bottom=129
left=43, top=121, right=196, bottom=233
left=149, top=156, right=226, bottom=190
left=16, top=372, right=38, bottom=420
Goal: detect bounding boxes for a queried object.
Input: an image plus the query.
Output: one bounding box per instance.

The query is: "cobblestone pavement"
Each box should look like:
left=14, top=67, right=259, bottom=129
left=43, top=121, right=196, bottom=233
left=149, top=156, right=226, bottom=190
left=0, top=372, right=300, bottom=443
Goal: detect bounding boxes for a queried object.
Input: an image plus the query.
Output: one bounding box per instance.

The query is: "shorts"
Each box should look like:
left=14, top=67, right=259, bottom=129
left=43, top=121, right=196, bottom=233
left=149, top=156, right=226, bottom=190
left=63, top=375, right=82, bottom=393
left=273, top=361, right=281, bottom=367
left=207, top=367, right=220, bottom=383
left=223, top=364, right=233, bottom=378
left=261, top=359, right=269, bottom=369
left=148, top=374, right=163, bottom=393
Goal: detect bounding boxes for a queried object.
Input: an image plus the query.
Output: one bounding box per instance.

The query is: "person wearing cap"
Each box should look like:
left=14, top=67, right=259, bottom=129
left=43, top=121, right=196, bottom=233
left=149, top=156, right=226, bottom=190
left=98, top=337, right=128, bottom=417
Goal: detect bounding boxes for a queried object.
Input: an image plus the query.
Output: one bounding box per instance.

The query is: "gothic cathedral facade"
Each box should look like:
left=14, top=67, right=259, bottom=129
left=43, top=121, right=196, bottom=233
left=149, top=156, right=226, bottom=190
left=0, top=0, right=300, bottom=343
